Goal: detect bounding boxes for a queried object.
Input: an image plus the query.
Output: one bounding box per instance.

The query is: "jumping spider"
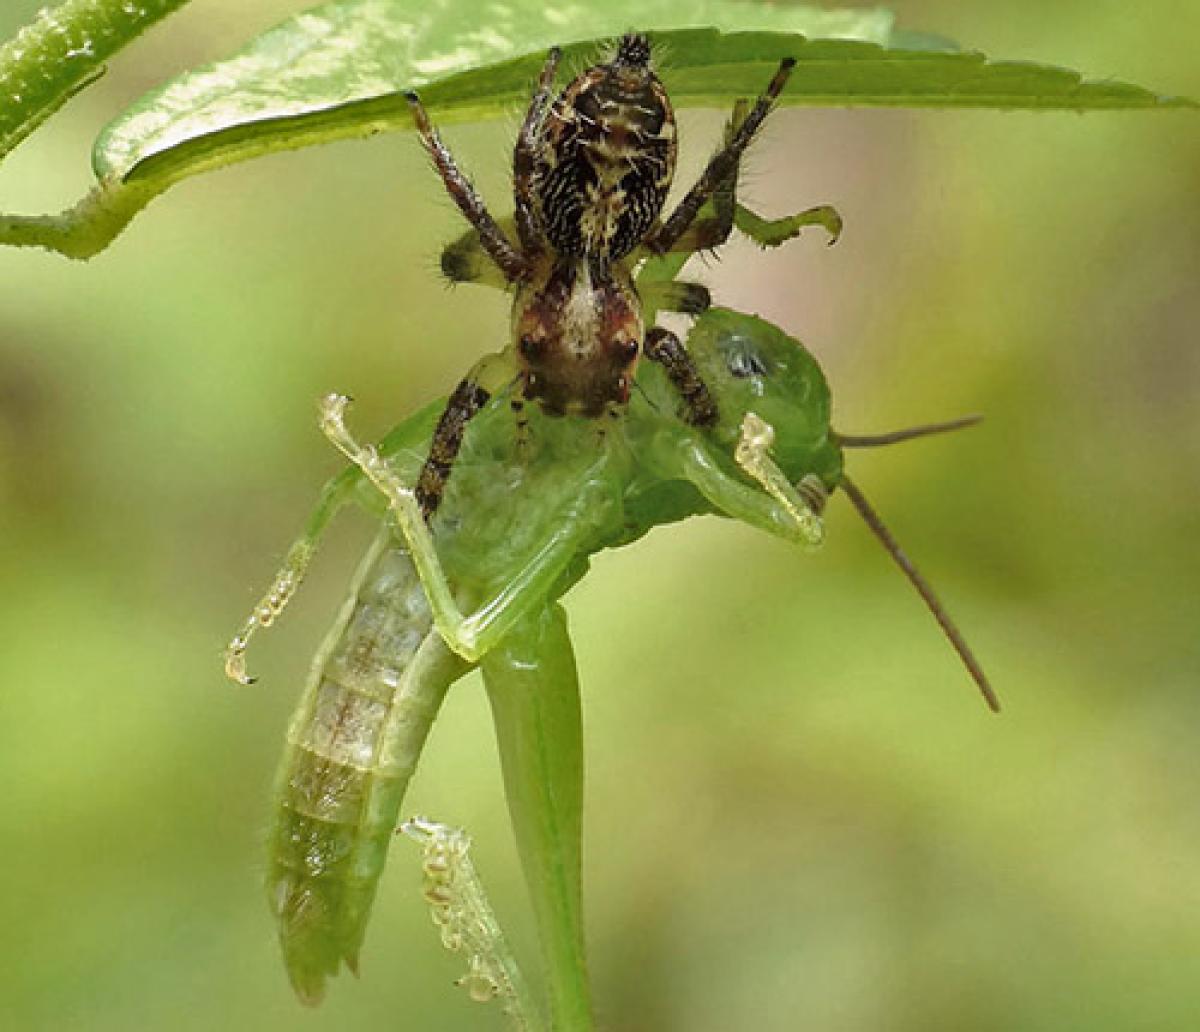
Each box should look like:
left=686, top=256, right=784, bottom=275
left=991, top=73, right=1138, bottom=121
left=406, top=33, right=806, bottom=518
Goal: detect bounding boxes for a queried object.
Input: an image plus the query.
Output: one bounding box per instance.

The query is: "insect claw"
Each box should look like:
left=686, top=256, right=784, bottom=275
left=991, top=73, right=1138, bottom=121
left=736, top=413, right=824, bottom=546
left=223, top=640, right=256, bottom=686
left=319, top=392, right=351, bottom=437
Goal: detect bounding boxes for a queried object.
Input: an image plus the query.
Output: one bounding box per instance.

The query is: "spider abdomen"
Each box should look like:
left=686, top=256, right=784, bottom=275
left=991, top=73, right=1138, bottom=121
left=535, top=38, right=677, bottom=261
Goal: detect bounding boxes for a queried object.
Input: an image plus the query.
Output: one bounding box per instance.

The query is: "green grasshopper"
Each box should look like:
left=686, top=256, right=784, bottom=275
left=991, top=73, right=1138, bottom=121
left=230, top=266, right=996, bottom=1001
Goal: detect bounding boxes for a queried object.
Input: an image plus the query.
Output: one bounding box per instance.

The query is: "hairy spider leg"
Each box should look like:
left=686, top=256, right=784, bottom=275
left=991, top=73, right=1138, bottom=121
left=320, top=394, right=617, bottom=663
left=416, top=376, right=491, bottom=520
left=405, top=91, right=527, bottom=282
left=675, top=99, right=841, bottom=253
left=637, top=280, right=712, bottom=317
left=648, top=58, right=797, bottom=254
left=438, top=195, right=841, bottom=294
left=644, top=97, right=747, bottom=258
left=513, top=47, right=562, bottom=253
left=643, top=326, right=719, bottom=427
left=412, top=350, right=516, bottom=520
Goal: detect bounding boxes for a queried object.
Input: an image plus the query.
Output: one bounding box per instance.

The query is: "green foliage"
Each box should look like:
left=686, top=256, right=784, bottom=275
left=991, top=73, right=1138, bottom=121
left=0, top=0, right=1192, bottom=258
left=0, top=0, right=187, bottom=162
left=89, top=0, right=1197, bottom=183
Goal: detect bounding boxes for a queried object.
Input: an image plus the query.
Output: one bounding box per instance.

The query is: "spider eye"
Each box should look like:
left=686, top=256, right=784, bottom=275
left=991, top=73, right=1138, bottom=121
left=519, top=335, right=540, bottom=358
left=619, top=338, right=639, bottom=361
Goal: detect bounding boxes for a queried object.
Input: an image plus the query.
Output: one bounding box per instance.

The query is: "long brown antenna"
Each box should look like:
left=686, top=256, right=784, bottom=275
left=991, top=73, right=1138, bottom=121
left=839, top=474, right=1001, bottom=713
left=835, top=415, right=982, bottom=448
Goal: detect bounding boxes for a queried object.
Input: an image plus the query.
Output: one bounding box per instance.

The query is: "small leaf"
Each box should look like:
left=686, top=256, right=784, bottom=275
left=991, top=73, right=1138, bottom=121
left=94, top=0, right=1193, bottom=185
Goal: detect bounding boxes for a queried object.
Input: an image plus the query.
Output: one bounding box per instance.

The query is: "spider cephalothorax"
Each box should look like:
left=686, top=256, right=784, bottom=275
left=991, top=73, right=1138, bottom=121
left=513, top=259, right=641, bottom=417
left=405, top=33, right=798, bottom=516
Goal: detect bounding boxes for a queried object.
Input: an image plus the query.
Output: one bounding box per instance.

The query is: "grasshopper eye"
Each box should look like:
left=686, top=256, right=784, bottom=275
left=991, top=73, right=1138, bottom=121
left=726, top=343, right=771, bottom=379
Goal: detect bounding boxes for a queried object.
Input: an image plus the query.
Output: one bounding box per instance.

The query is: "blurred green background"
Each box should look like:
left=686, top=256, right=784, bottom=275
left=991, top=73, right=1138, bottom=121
left=1, top=2, right=1197, bottom=1029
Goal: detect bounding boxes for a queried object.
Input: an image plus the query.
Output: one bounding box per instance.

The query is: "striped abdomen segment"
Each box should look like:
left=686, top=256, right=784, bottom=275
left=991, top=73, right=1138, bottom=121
left=535, top=39, right=676, bottom=260
left=267, top=530, right=469, bottom=1003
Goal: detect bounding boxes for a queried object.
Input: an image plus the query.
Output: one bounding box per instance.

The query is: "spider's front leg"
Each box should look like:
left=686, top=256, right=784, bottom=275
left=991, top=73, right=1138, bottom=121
left=513, top=46, right=561, bottom=253
left=416, top=374, right=490, bottom=521
left=647, top=99, right=747, bottom=258
left=638, top=280, right=712, bottom=318
left=405, top=91, right=527, bottom=282
left=643, top=326, right=719, bottom=428
left=668, top=94, right=843, bottom=253
left=647, top=59, right=797, bottom=254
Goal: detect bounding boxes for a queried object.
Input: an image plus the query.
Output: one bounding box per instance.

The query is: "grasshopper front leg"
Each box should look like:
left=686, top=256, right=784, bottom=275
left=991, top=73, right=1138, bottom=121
left=670, top=413, right=826, bottom=549
left=224, top=466, right=364, bottom=685
left=319, top=394, right=612, bottom=663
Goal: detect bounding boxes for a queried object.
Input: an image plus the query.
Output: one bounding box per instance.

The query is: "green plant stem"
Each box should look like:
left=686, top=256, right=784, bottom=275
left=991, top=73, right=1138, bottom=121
left=482, top=604, right=592, bottom=1032
left=0, top=177, right=153, bottom=258
left=0, top=0, right=191, bottom=162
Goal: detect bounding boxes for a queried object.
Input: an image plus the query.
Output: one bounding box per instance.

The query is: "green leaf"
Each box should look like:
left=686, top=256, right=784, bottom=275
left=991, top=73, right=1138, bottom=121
left=0, top=0, right=190, bottom=163
left=2, top=1, right=1192, bottom=259
left=91, top=1, right=895, bottom=182
left=93, top=0, right=1192, bottom=184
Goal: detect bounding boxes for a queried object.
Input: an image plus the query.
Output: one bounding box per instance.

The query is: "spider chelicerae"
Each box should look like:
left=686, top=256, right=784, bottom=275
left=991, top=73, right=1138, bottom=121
left=405, top=32, right=811, bottom=518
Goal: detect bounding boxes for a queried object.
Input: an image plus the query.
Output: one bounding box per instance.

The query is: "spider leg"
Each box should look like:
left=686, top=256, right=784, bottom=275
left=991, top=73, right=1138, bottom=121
left=649, top=99, right=747, bottom=257
left=638, top=280, right=711, bottom=316
left=667, top=97, right=842, bottom=252
left=647, top=59, right=796, bottom=254
left=405, top=91, right=528, bottom=282
left=513, top=47, right=561, bottom=253
left=643, top=326, right=718, bottom=427
left=415, top=369, right=493, bottom=520
left=510, top=396, right=532, bottom=455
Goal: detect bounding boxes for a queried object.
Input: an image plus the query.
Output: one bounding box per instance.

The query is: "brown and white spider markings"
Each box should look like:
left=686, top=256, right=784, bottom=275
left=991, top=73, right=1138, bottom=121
left=405, top=32, right=799, bottom=518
